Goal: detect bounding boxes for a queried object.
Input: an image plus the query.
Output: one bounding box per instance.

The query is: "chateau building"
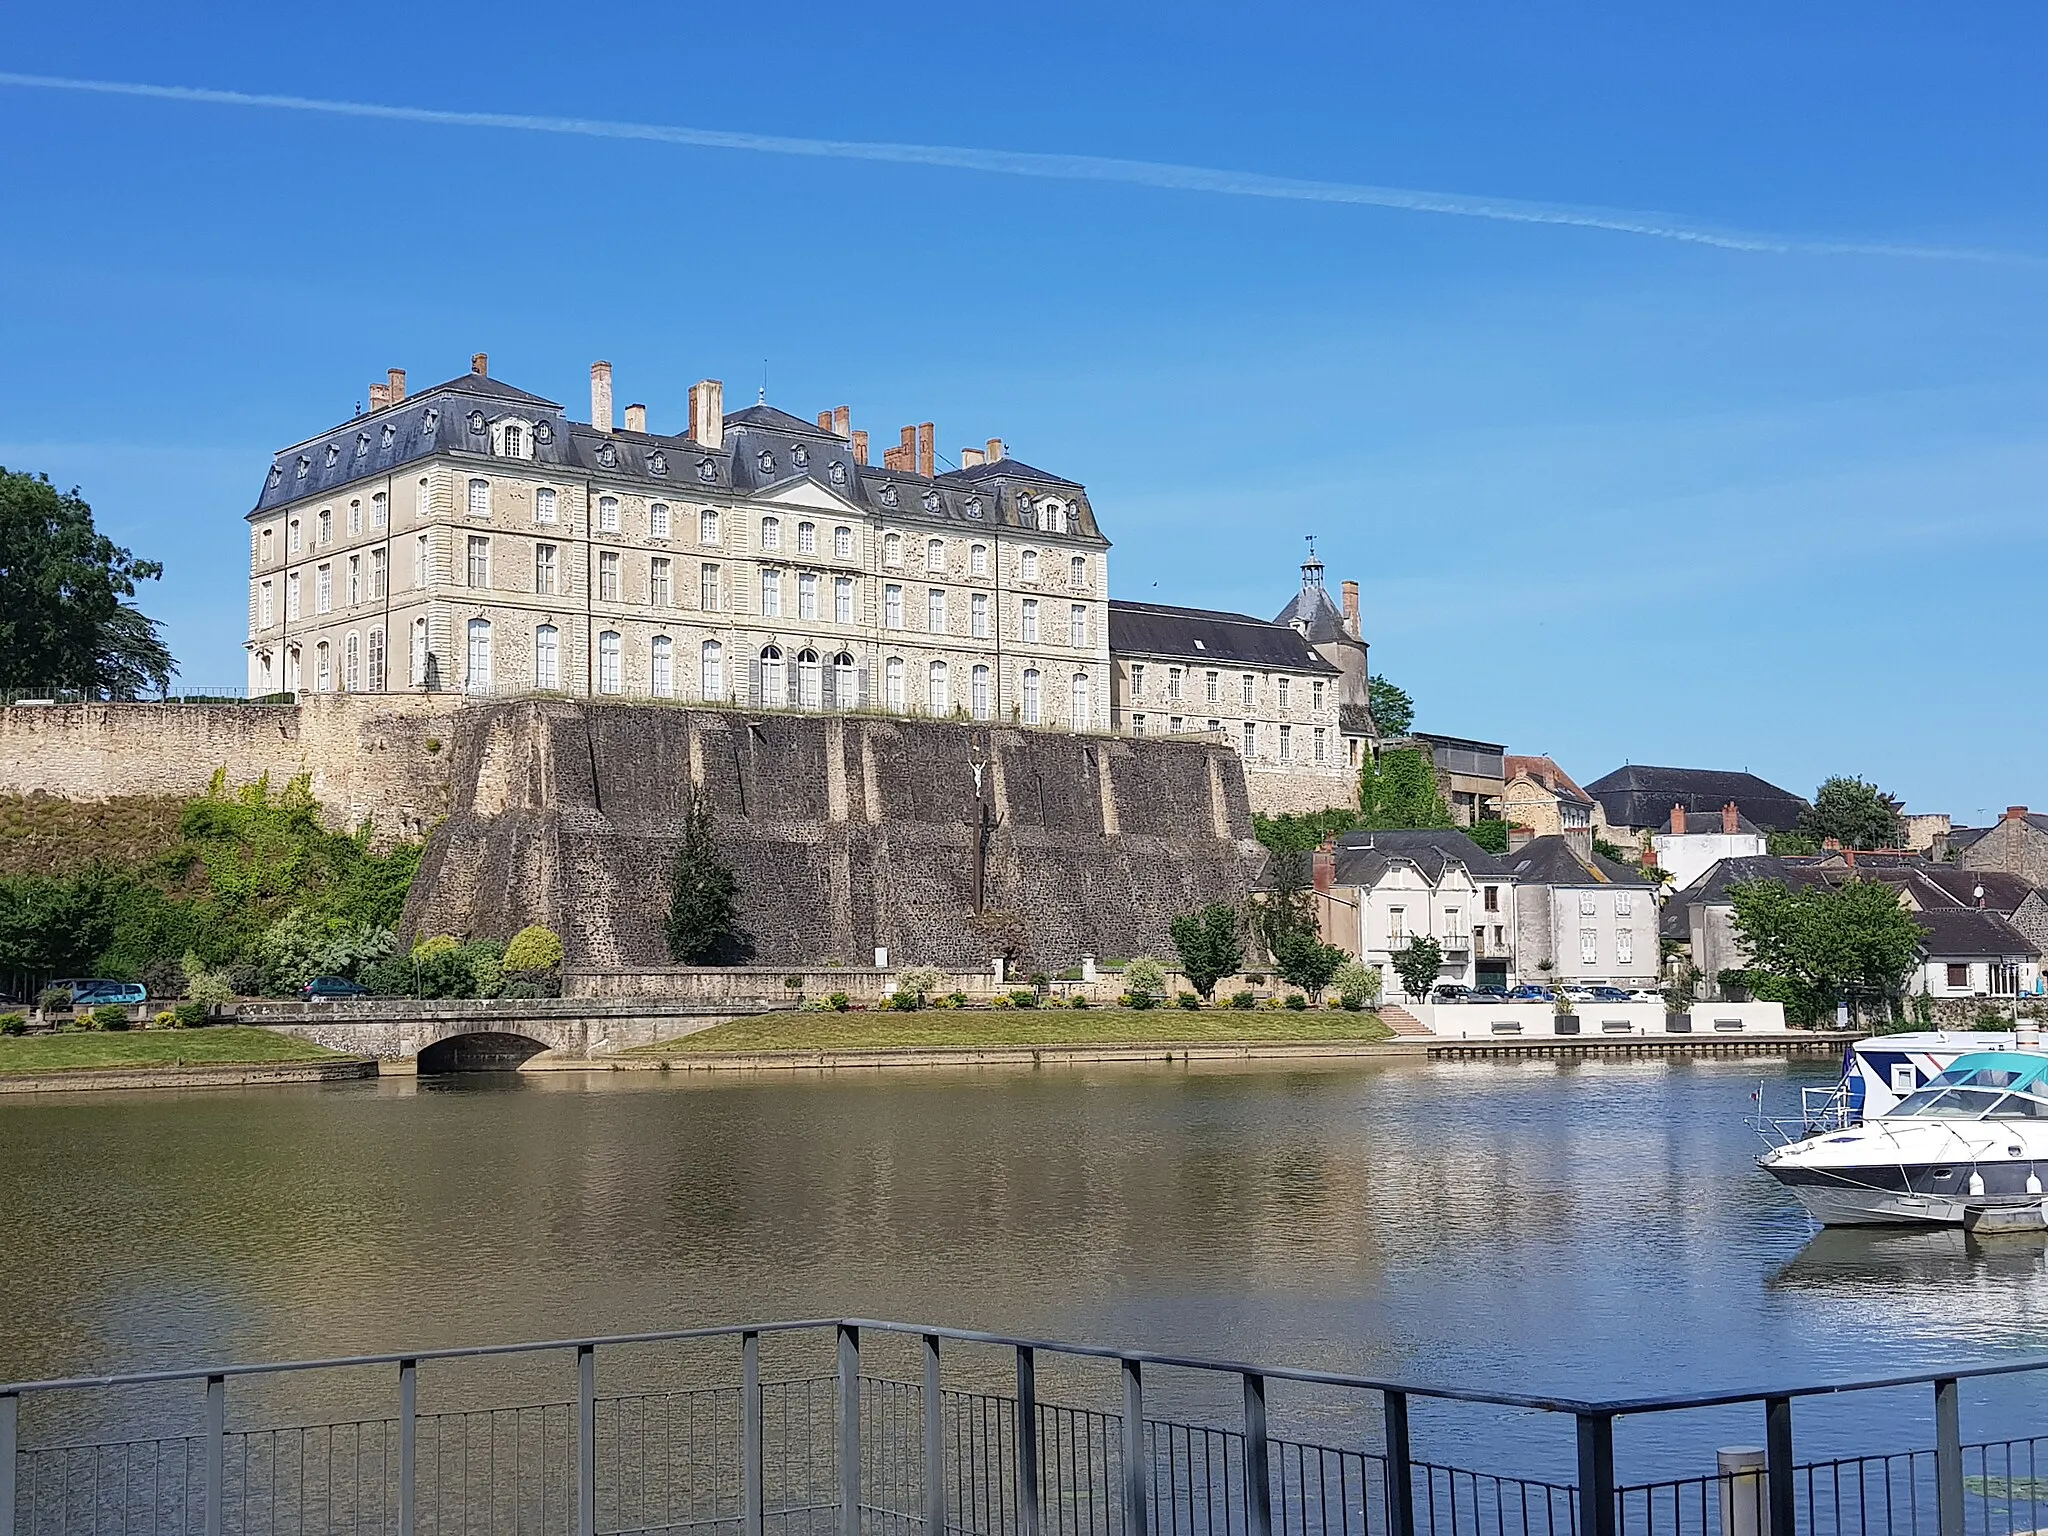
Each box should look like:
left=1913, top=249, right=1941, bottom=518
left=1272, top=548, right=1377, bottom=768
left=244, top=357, right=1113, bottom=729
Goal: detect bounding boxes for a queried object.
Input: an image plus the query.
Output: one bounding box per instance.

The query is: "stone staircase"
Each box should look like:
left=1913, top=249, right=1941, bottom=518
left=1378, top=1003, right=1435, bottom=1038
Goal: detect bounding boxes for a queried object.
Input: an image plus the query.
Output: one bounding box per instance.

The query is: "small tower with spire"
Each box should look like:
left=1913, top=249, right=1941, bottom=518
left=1300, top=535, right=1325, bottom=595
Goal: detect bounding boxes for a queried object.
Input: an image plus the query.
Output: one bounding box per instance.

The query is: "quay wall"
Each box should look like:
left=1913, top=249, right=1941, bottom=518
left=1411, top=1000, right=1789, bottom=1039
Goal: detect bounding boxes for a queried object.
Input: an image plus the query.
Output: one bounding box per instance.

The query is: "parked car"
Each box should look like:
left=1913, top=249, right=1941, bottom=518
left=1506, top=984, right=1553, bottom=1001
left=1624, top=988, right=1665, bottom=1004
left=300, top=976, right=369, bottom=1001
left=48, top=979, right=149, bottom=1008
left=1433, top=984, right=1471, bottom=1002
left=1581, top=986, right=1635, bottom=1003
left=1466, top=985, right=1509, bottom=1004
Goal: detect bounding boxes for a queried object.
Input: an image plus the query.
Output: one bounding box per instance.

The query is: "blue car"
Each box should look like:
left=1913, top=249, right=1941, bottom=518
left=1506, top=984, right=1554, bottom=1001
left=51, top=979, right=149, bottom=1008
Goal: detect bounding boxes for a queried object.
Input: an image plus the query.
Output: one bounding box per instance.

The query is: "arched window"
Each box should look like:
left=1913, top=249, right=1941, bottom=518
left=287, top=519, right=301, bottom=555
left=834, top=526, right=853, bottom=560
left=700, top=507, right=721, bottom=544
left=884, top=656, right=905, bottom=710
left=467, top=478, right=490, bottom=520
left=832, top=651, right=857, bottom=707
left=1070, top=554, right=1086, bottom=587
left=928, top=660, right=950, bottom=716
left=1022, top=667, right=1042, bottom=725
left=1020, top=549, right=1039, bottom=582
left=535, top=624, right=560, bottom=691
left=760, top=516, right=782, bottom=551
left=883, top=532, right=902, bottom=568
left=318, top=509, right=333, bottom=545
left=651, top=635, right=673, bottom=698
left=416, top=477, right=431, bottom=520
left=315, top=641, right=332, bottom=693
left=409, top=620, right=428, bottom=687
left=367, top=628, right=386, bottom=692
left=598, top=631, right=623, bottom=695
left=597, top=495, right=619, bottom=533
left=759, top=645, right=785, bottom=706
left=348, top=500, right=362, bottom=536
left=701, top=639, right=725, bottom=701
left=650, top=501, right=670, bottom=539
left=465, top=618, right=493, bottom=693
left=536, top=487, right=558, bottom=525
left=284, top=645, right=302, bottom=694
left=925, top=537, right=945, bottom=574
left=343, top=632, right=361, bottom=692
left=797, top=648, right=822, bottom=709
left=971, top=664, right=991, bottom=721
left=797, top=521, right=816, bottom=554
left=1071, top=673, right=1092, bottom=729
left=502, top=423, right=524, bottom=458
left=372, top=492, right=388, bottom=530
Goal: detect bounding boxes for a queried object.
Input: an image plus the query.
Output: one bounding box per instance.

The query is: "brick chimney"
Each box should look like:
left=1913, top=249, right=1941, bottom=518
left=624, top=403, right=647, bottom=434
left=986, top=437, right=1005, bottom=463
left=960, top=448, right=986, bottom=469
left=470, top=353, right=488, bottom=376
left=816, top=411, right=833, bottom=431
left=2007, top=806, right=2030, bottom=823
left=852, top=429, right=869, bottom=465
left=918, top=422, right=935, bottom=479
left=369, top=382, right=390, bottom=410
left=687, top=380, right=723, bottom=449
left=387, top=368, right=407, bottom=404
left=1722, top=801, right=1740, bottom=835
left=1341, top=580, right=1361, bottom=638
left=833, top=406, right=851, bottom=440
left=1639, top=840, right=1656, bottom=870
left=590, top=361, right=614, bottom=434
left=883, top=426, right=917, bottom=473
left=1311, top=838, right=1336, bottom=894
left=1669, top=804, right=1686, bottom=835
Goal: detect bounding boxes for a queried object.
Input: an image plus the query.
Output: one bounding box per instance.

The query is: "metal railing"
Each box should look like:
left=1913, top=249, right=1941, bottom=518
left=5, top=1320, right=2045, bottom=1536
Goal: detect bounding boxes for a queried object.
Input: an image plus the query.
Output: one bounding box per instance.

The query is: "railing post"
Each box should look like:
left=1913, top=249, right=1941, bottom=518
left=399, top=1359, right=418, bottom=1536
left=1383, top=1390, right=1414, bottom=1536
left=577, top=1344, right=597, bottom=1536
left=1121, top=1358, right=1148, bottom=1536
left=1575, top=1413, right=1616, bottom=1536
left=923, top=1335, right=945, bottom=1536
left=838, top=1324, right=861, bottom=1536
left=1764, top=1398, right=1794, bottom=1536
left=744, top=1332, right=765, bottom=1536
left=1242, top=1373, right=1272, bottom=1536
left=1, top=1391, right=17, bottom=1536
left=204, top=1374, right=226, bottom=1536
left=1017, top=1346, right=1041, bottom=1536
left=1935, top=1378, right=1964, bottom=1536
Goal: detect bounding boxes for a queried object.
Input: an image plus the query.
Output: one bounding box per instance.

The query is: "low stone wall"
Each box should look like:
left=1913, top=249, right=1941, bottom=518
left=242, top=996, right=761, bottom=1061
left=1411, top=1000, right=1790, bottom=1040
left=0, top=1058, right=377, bottom=1094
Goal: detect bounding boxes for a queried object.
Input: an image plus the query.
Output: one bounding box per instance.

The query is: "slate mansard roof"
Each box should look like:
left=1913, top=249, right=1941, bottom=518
left=250, top=372, right=1109, bottom=544
left=1329, top=828, right=1511, bottom=888
left=1506, top=834, right=1652, bottom=888
left=1108, top=601, right=1340, bottom=673
left=1586, top=764, right=1810, bottom=834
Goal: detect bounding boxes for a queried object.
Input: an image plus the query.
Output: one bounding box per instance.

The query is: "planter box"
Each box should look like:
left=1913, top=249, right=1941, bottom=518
left=1554, top=1014, right=1580, bottom=1035
left=1665, top=1013, right=1692, bottom=1034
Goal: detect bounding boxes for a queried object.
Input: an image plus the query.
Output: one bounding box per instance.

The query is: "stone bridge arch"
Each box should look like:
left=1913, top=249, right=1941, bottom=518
left=248, top=1003, right=750, bottom=1070
left=415, top=1030, right=553, bottom=1073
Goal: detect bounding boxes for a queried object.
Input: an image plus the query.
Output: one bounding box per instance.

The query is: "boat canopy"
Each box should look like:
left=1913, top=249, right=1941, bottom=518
left=1889, top=1051, right=2048, bottom=1120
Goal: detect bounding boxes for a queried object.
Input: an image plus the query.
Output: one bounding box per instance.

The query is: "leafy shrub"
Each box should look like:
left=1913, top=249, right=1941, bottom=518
left=502, top=926, right=565, bottom=974
left=1259, top=996, right=1285, bottom=1010
left=0, top=1012, right=26, bottom=1035
left=897, top=966, right=946, bottom=1007
left=184, top=957, right=236, bottom=1014
left=153, top=1010, right=176, bottom=1028
left=1030, top=973, right=1051, bottom=991
left=172, top=1001, right=210, bottom=1028
left=1229, top=990, right=1256, bottom=1010
left=783, top=973, right=804, bottom=990
left=1069, top=995, right=1091, bottom=1009
left=1125, top=957, right=1168, bottom=1006
left=1009, top=989, right=1039, bottom=1009
left=1123, top=991, right=1157, bottom=1011
left=991, top=994, right=1014, bottom=1009
left=37, top=986, right=70, bottom=1014
left=800, top=997, right=832, bottom=1012
left=358, top=955, right=416, bottom=998
left=93, top=1004, right=132, bottom=1031
left=890, top=988, right=922, bottom=1011
left=1284, top=994, right=1309, bottom=1011
left=827, top=991, right=852, bottom=1012
left=1333, top=960, right=1381, bottom=1012
left=1175, top=993, right=1201, bottom=1011
left=945, top=991, right=967, bottom=1008
left=69, top=1011, right=99, bottom=1031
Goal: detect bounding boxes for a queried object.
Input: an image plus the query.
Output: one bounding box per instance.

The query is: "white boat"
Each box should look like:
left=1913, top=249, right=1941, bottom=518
left=1775, top=1027, right=2045, bottom=1134
left=1759, top=1048, right=2048, bottom=1227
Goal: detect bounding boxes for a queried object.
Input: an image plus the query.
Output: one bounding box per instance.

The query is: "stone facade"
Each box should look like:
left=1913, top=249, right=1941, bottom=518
left=1960, top=809, right=2048, bottom=886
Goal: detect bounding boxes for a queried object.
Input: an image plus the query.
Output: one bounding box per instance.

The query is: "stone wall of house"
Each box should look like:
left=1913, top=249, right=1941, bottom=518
left=0, top=695, right=462, bottom=844
left=404, top=701, right=1263, bottom=970
left=1961, top=818, right=2048, bottom=886
left=1243, top=762, right=1357, bottom=817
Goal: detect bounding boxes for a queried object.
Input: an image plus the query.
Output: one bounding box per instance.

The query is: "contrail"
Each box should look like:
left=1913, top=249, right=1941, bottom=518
left=0, top=69, right=2024, bottom=264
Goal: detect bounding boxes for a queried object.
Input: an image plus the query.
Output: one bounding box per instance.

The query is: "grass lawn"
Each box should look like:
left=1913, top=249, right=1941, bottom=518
left=639, top=1007, right=1394, bottom=1055
left=0, top=1027, right=349, bottom=1075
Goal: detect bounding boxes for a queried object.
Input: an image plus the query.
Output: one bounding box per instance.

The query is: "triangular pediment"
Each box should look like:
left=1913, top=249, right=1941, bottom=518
left=753, top=474, right=863, bottom=512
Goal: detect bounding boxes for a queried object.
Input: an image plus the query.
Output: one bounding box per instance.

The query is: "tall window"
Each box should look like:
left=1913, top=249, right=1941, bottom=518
left=1313, top=727, right=1327, bottom=763
left=927, top=588, right=946, bottom=632
left=536, top=543, right=558, bottom=595
left=465, top=619, right=492, bottom=693
left=833, top=651, right=856, bottom=704
left=1278, top=724, right=1292, bottom=763
left=798, top=571, right=818, bottom=620
left=700, top=563, right=723, bottom=611
left=971, top=664, right=991, bottom=720
left=283, top=646, right=300, bottom=693
left=597, top=496, right=619, bottom=533
left=316, top=565, right=332, bottom=613
left=759, top=645, right=785, bottom=705
left=344, top=632, right=361, bottom=692
left=700, top=508, right=721, bottom=544
left=971, top=592, right=989, bottom=638
left=926, top=537, right=945, bottom=574
left=318, top=509, right=333, bottom=545
left=467, top=479, right=490, bottom=520
left=883, top=532, right=902, bottom=568
left=798, top=649, right=822, bottom=709
left=1312, top=680, right=1325, bottom=710
left=467, top=536, right=490, bottom=588
left=347, top=555, right=361, bottom=606
left=535, top=624, right=560, bottom=690
left=761, top=516, right=781, bottom=551
left=349, top=501, right=362, bottom=536
left=885, top=584, right=903, bottom=629
left=928, top=661, right=950, bottom=715
left=1242, top=674, right=1255, bottom=708
left=1071, top=605, right=1088, bottom=648
left=970, top=543, right=988, bottom=577
left=1021, top=599, right=1039, bottom=643
left=260, top=526, right=272, bottom=565
left=1278, top=678, right=1291, bottom=709
left=760, top=567, right=782, bottom=617
left=315, top=641, right=331, bottom=692
left=1167, top=667, right=1181, bottom=701
left=1022, top=668, right=1042, bottom=725
left=372, top=492, right=388, bottom=530
left=410, top=621, right=427, bottom=687
left=367, top=628, right=386, bottom=692
left=884, top=657, right=905, bottom=709
left=650, top=501, right=670, bottom=539
left=1133, top=714, right=1147, bottom=736
left=259, top=582, right=273, bottom=628
left=288, top=519, right=301, bottom=555
left=598, top=551, right=620, bottom=601
left=834, top=526, right=853, bottom=560
left=416, top=477, right=431, bottom=521
left=370, top=548, right=387, bottom=599
left=502, top=424, right=524, bottom=457
left=797, top=521, right=816, bottom=554
left=1614, top=892, right=1634, bottom=917
left=651, top=556, right=672, bottom=607
left=1580, top=929, right=1598, bottom=966
left=701, top=640, right=725, bottom=701
left=1132, top=664, right=1146, bottom=697
left=1020, top=549, right=1039, bottom=582
left=834, top=576, right=854, bottom=624
left=536, top=487, right=558, bottom=525
left=1071, top=673, right=1092, bottom=728
left=1616, top=928, right=1635, bottom=966
left=415, top=535, right=429, bottom=589
left=596, top=631, right=622, bottom=694
left=1241, top=722, right=1256, bottom=758
left=1070, top=554, right=1086, bottom=587
left=287, top=572, right=300, bottom=618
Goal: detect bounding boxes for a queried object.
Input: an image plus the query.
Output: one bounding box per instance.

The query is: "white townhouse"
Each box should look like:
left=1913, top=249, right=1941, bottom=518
left=1312, top=829, right=1517, bottom=995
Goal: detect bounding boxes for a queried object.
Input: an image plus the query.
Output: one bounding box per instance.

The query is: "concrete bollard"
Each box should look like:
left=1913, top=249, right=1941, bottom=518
left=1719, top=1447, right=1767, bottom=1536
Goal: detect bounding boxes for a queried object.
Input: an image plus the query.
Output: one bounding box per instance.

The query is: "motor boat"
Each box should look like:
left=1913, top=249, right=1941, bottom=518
left=1759, top=1050, right=2048, bottom=1227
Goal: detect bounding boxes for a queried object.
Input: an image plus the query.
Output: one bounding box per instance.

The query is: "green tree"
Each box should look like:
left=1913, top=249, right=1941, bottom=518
left=1368, top=675, right=1414, bottom=736
left=1125, top=956, right=1168, bottom=1005
left=1727, top=877, right=1923, bottom=1025
left=1272, top=926, right=1349, bottom=996
left=1768, top=831, right=1821, bottom=857
left=1252, top=808, right=1358, bottom=854
left=1800, top=777, right=1903, bottom=850
left=1390, top=936, right=1444, bottom=1001
left=1169, top=902, right=1245, bottom=1000
left=0, top=470, right=174, bottom=696
left=665, top=793, right=743, bottom=963
left=1467, top=819, right=1509, bottom=854
left=1360, top=747, right=1454, bottom=829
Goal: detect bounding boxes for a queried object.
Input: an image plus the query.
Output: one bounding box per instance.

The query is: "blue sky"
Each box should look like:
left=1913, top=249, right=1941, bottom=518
left=3, top=3, right=2043, bottom=821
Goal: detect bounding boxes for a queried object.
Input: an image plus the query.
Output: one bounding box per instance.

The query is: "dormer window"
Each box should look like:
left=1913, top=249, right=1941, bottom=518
left=649, top=451, right=668, bottom=476
left=881, top=484, right=899, bottom=509
left=965, top=498, right=983, bottom=520
left=534, top=420, right=554, bottom=445
left=355, top=433, right=370, bottom=459
left=468, top=411, right=487, bottom=435
left=921, top=491, right=940, bottom=513
left=422, top=408, right=439, bottom=436
left=792, top=444, right=810, bottom=468
left=381, top=423, right=396, bottom=448
left=757, top=449, right=776, bottom=475
left=828, top=461, right=848, bottom=486
left=501, top=423, right=524, bottom=458
left=325, top=444, right=341, bottom=468
left=269, top=465, right=284, bottom=489
left=596, top=442, right=618, bottom=470
left=697, top=457, right=717, bottom=483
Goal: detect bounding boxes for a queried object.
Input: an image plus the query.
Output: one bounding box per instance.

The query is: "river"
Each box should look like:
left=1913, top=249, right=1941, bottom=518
left=2, top=1055, right=2044, bottom=1479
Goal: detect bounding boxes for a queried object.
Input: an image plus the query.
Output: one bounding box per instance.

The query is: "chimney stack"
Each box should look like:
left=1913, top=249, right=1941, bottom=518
left=832, top=406, right=850, bottom=440
left=369, top=383, right=390, bottom=410
left=884, top=426, right=917, bottom=473
left=1311, top=837, right=1336, bottom=894
left=2006, top=806, right=2030, bottom=822
left=918, top=422, right=935, bottom=479
left=1669, top=804, right=1686, bottom=836
left=590, top=361, right=614, bottom=434
left=1341, top=580, right=1361, bottom=638
left=471, top=353, right=489, bottom=377
left=387, top=368, right=407, bottom=404
left=960, top=447, right=986, bottom=469
left=624, top=403, right=647, bottom=434
left=1722, top=801, right=1740, bottom=836
left=852, top=429, right=869, bottom=465
left=817, top=411, right=833, bottom=432
left=688, top=380, right=723, bottom=449
left=1639, top=839, right=1656, bottom=870
left=985, top=437, right=1005, bottom=463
